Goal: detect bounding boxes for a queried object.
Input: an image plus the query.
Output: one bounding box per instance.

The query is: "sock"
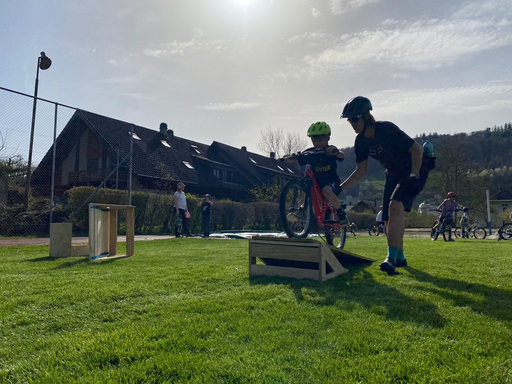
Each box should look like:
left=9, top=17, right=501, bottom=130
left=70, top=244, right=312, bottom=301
left=386, top=246, right=399, bottom=264
left=396, top=249, right=405, bottom=261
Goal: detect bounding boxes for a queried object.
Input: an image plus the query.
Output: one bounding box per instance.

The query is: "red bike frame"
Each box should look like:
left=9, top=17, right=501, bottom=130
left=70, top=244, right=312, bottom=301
left=305, top=165, right=342, bottom=231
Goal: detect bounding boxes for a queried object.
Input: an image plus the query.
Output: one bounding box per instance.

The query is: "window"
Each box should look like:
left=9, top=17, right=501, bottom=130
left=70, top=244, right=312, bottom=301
left=213, top=168, right=233, bottom=182
left=182, top=161, right=194, bottom=169
left=161, top=140, right=171, bottom=148
left=130, top=132, right=141, bottom=140
left=191, top=145, right=201, bottom=154
left=249, top=157, right=257, bottom=164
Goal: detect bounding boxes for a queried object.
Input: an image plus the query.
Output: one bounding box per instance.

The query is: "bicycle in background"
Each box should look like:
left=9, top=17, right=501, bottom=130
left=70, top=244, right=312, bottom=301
left=369, top=222, right=386, bottom=236
left=430, top=209, right=462, bottom=241
left=279, top=149, right=348, bottom=249
left=453, top=219, right=487, bottom=239
left=498, top=221, right=512, bottom=241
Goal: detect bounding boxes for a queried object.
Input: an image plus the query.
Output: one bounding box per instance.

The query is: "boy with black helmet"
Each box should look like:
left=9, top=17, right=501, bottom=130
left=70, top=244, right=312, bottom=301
left=340, top=96, right=431, bottom=275
left=283, top=121, right=348, bottom=225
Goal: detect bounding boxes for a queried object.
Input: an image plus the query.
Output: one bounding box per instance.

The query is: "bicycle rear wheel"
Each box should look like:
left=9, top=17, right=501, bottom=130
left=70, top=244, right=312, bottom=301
left=325, top=227, right=347, bottom=249
left=369, top=225, right=378, bottom=236
left=499, top=223, right=512, bottom=240
left=279, top=180, right=312, bottom=238
left=473, top=227, right=487, bottom=239
left=453, top=227, right=461, bottom=238
left=430, top=221, right=439, bottom=241
left=442, top=223, right=452, bottom=241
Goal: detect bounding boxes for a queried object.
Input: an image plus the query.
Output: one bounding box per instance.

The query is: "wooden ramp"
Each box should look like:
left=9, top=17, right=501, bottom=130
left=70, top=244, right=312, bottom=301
left=249, top=236, right=374, bottom=282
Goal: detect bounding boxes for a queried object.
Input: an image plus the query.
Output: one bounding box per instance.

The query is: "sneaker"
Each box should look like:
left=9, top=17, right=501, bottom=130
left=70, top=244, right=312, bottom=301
left=395, top=258, right=408, bottom=268
left=379, top=260, right=399, bottom=275
left=447, top=239, right=455, bottom=242
left=337, top=209, right=349, bottom=225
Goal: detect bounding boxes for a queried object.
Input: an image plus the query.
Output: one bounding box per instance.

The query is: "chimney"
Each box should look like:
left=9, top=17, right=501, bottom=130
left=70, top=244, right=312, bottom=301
left=159, top=122, right=168, bottom=135
left=270, top=152, right=276, bottom=159
left=241, top=146, right=247, bottom=151
left=167, top=129, right=174, bottom=138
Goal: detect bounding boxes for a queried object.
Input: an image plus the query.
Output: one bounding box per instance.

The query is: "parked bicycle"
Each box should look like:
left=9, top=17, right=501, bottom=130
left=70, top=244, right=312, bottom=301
left=453, top=219, right=487, bottom=239
left=498, top=221, right=512, bottom=241
left=346, top=222, right=357, bottom=237
left=430, top=209, right=462, bottom=241
left=368, top=222, right=386, bottom=236
left=279, top=149, right=347, bottom=249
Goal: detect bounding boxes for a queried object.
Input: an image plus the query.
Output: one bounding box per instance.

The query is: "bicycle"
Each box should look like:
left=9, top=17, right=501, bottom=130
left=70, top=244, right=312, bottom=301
left=497, top=221, right=512, bottom=241
left=453, top=219, right=487, bottom=239
left=279, top=149, right=347, bottom=249
left=346, top=222, right=357, bottom=237
left=430, top=209, right=461, bottom=241
left=368, top=222, right=386, bottom=236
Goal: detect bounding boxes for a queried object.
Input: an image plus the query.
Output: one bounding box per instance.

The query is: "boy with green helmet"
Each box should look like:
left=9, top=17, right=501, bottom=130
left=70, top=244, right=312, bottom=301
left=284, top=121, right=348, bottom=225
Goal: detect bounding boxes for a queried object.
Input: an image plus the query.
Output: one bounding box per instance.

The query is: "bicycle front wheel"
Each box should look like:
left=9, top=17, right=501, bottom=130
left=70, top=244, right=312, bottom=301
left=453, top=227, right=461, bottom=238
left=279, top=180, right=312, bottom=238
left=473, top=227, right=487, bottom=239
left=499, top=223, right=512, bottom=240
left=325, top=227, right=347, bottom=249
left=442, top=223, right=453, bottom=241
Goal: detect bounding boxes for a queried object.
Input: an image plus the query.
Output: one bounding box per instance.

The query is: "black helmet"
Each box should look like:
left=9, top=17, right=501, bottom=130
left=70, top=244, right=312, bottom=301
left=341, top=96, right=373, bottom=118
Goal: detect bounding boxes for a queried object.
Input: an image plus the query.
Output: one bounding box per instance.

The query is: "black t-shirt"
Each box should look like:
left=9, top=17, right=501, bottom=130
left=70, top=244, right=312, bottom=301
left=298, top=147, right=342, bottom=184
left=355, top=121, right=414, bottom=176
left=201, top=201, right=211, bottom=216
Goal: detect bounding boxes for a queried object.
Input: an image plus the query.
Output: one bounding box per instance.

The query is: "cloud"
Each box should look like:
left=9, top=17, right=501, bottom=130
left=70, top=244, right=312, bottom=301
left=373, top=84, right=512, bottom=115
left=329, top=0, right=383, bottom=15
left=283, top=13, right=512, bottom=79
left=197, top=102, right=260, bottom=111
left=311, top=7, right=320, bottom=18
left=143, top=30, right=229, bottom=58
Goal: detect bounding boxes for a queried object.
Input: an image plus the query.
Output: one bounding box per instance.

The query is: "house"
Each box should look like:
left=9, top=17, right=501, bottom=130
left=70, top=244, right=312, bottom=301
left=490, top=188, right=512, bottom=219
left=350, top=200, right=378, bottom=214
left=32, top=110, right=301, bottom=201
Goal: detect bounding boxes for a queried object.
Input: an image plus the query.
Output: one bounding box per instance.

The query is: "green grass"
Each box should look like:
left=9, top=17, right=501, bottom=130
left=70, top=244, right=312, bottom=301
left=1, top=237, right=512, bottom=383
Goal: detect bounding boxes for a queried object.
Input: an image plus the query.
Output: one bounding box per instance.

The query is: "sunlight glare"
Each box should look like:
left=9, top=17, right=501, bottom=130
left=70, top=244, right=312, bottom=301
left=233, top=0, right=254, bottom=6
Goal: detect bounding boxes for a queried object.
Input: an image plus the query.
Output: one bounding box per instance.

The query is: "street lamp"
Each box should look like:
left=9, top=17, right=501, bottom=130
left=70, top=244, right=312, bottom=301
left=25, top=52, right=52, bottom=210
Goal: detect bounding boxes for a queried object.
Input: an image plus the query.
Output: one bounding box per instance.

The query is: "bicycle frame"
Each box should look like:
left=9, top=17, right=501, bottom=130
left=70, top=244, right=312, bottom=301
left=304, top=165, right=342, bottom=232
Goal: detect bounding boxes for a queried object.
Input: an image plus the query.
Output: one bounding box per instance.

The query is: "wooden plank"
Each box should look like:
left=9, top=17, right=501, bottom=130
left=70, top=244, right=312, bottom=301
left=90, top=254, right=133, bottom=262
left=249, top=264, right=320, bottom=280
left=251, top=236, right=319, bottom=243
left=251, top=244, right=320, bottom=263
left=70, top=244, right=89, bottom=257
left=321, top=244, right=348, bottom=276
left=109, top=209, right=118, bottom=257
left=49, top=223, right=72, bottom=257
left=250, top=239, right=321, bottom=248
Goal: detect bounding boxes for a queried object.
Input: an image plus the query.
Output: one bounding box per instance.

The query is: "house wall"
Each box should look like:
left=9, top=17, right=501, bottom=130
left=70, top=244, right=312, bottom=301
left=60, top=147, right=76, bottom=185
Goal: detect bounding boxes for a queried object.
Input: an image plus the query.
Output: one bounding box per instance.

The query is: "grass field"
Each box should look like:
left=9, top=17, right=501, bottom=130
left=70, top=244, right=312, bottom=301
left=1, top=236, right=511, bottom=383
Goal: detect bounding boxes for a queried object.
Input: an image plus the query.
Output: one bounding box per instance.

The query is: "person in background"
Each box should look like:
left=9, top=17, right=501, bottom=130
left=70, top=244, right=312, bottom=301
left=197, top=194, right=213, bottom=238
left=460, top=207, right=470, bottom=238
left=435, top=192, right=463, bottom=241
left=173, top=182, right=192, bottom=237
left=376, top=206, right=383, bottom=226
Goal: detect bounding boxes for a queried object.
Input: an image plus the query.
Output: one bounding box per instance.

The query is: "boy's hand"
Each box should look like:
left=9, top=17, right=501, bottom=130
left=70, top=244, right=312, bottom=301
left=325, top=145, right=339, bottom=155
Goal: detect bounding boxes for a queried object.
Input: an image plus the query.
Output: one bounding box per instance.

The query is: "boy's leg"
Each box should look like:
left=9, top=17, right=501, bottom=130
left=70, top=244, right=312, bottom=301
left=321, top=184, right=348, bottom=225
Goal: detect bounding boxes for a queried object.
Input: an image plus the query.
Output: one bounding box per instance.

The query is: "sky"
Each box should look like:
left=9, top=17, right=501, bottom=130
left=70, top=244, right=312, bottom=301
left=1, top=0, right=512, bottom=162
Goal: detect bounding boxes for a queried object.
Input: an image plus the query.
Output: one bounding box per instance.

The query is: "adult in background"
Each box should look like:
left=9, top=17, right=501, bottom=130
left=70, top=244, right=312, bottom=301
left=173, top=182, right=192, bottom=237
left=197, top=194, right=214, bottom=238
left=339, top=96, right=433, bottom=275
left=376, top=206, right=383, bottom=226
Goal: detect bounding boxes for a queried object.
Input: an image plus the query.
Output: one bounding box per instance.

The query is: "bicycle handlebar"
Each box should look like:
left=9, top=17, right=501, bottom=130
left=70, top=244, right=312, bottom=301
left=279, top=148, right=326, bottom=161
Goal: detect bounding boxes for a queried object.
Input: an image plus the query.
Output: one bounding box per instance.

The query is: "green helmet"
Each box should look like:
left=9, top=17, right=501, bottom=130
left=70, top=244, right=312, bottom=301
left=307, top=121, right=331, bottom=137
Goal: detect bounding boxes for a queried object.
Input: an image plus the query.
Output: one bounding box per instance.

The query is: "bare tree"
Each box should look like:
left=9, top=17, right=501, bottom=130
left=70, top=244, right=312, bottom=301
left=257, top=126, right=308, bottom=159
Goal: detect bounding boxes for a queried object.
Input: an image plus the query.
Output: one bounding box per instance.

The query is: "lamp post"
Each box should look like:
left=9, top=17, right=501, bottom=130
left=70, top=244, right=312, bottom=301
left=25, top=52, right=52, bottom=210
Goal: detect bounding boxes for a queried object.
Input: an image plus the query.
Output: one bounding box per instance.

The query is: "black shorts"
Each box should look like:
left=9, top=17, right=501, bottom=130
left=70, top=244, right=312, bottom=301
left=316, top=178, right=342, bottom=196
left=382, top=171, right=428, bottom=221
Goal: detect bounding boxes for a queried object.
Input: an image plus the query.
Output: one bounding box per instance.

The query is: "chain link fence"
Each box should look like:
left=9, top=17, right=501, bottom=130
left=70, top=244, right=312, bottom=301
left=0, top=86, right=134, bottom=239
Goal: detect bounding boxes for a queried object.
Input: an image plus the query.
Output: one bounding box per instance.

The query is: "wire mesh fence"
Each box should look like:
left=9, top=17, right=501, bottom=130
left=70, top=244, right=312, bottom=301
left=0, top=86, right=134, bottom=239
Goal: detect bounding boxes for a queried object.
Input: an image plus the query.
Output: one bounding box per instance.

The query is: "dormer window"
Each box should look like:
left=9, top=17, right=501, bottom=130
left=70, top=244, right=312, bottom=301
left=161, top=140, right=171, bottom=148
left=249, top=157, right=257, bottom=164
left=130, top=132, right=141, bottom=140
left=277, top=165, right=284, bottom=171
left=182, top=161, right=194, bottom=169
left=191, top=145, right=201, bottom=154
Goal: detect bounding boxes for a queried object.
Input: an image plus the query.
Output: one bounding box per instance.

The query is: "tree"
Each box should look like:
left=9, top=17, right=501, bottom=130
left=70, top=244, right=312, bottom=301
left=257, top=126, right=308, bottom=159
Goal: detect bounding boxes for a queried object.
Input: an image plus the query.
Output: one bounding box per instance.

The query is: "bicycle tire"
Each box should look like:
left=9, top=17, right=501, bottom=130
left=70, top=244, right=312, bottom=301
left=473, top=227, right=487, bottom=239
left=442, top=223, right=452, bottom=241
left=430, top=221, right=439, bottom=241
left=325, top=227, right=347, bottom=249
left=453, top=227, right=461, bottom=238
left=279, top=179, right=312, bottom=238
left=499, top=223, right=512, bottom=240
left=368, top=225, right=378, bottom=236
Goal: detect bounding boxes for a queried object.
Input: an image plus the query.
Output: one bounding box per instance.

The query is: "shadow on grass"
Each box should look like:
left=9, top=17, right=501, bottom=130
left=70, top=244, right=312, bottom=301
left=407, top=267, right=512, bottom=323
left=28, top=256, right=60, bottom=262
left=250, top=262, right=446, bottom=328
left=27, top=256, right=116, bottom=269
